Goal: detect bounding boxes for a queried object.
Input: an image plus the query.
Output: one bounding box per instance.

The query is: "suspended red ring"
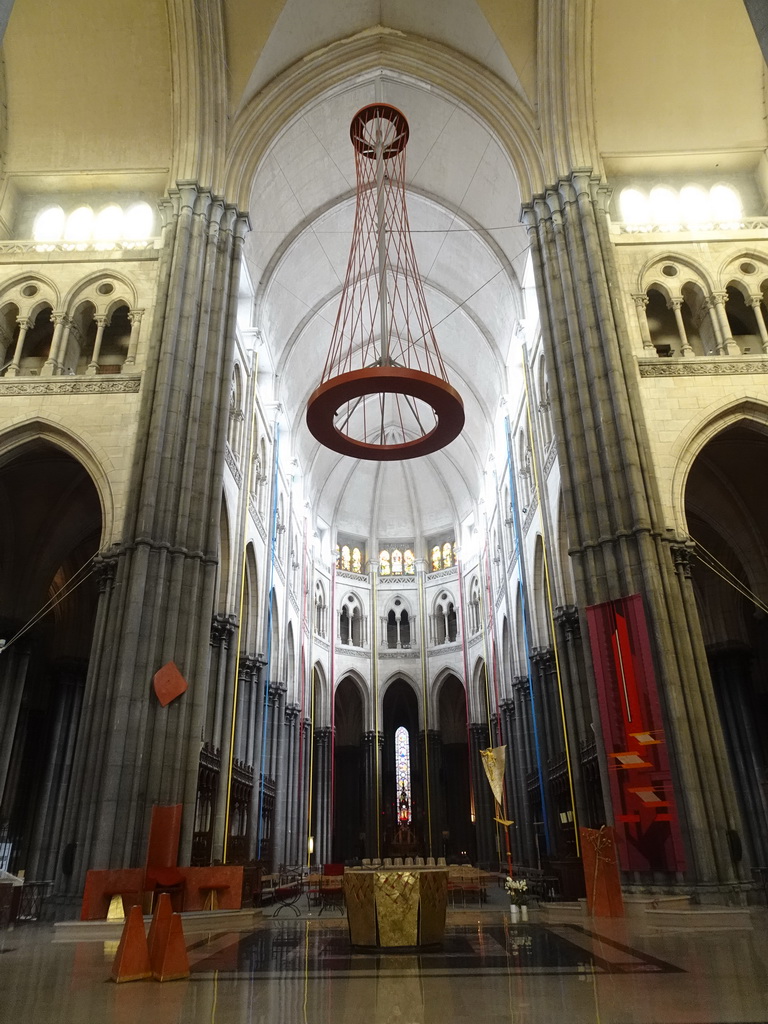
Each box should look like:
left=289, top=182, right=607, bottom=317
left=350, top=104, right=409, bottom=160
left=306, top=367, right=465, bottom=461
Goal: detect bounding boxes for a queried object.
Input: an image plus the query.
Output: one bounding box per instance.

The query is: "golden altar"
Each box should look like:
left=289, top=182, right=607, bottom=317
left=343, top=867, right=448, bottom=948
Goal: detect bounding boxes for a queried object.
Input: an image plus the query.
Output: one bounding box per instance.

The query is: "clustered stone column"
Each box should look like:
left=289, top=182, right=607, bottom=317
left=313, top=726, right=333, bottom=865
left=418, top=728, right=442, bottom=857
left=468, top=721, right=494, bottom=866
left=57, top=184, right=249, bottom=897
left=363, top=730, right=383, bottom=858
left=523, top=172, right=744, bottom=891
left=281, top=702, right=301, bottom=866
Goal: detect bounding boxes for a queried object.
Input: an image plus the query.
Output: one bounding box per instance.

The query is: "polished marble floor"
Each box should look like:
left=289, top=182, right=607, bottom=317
left=1, top=908, right=768, bottom=1024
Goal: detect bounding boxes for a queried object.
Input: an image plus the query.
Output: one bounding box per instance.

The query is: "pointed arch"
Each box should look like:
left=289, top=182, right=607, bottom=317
left=0, top=419, right=115, bottom=544
left=225, top=31, right=545, bottom=209
left=242, top=542, right=259, bottom=652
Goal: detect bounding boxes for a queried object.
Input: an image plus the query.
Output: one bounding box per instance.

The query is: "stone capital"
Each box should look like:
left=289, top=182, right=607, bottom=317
left=670, top=542, right=695, bottom=578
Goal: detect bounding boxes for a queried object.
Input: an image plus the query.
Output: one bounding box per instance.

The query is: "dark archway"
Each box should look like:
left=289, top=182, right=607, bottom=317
left=0, top=440, right=101, bottom=878
left=332, top=675, right=364, bottom=862
left=685, top=421, right=768, bottom=868
left=438, top=674, right=474, bottom=862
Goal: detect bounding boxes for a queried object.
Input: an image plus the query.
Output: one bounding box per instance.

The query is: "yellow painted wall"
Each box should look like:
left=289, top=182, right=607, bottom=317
left=593, top=0, right=766, bottom=160
left=3, top=0, right=172, bottom=176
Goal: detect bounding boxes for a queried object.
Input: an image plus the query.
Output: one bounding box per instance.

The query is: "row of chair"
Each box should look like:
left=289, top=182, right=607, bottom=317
left=447, top=865, right=493, bottom=906
left=360, top=856, right=446, bottom=867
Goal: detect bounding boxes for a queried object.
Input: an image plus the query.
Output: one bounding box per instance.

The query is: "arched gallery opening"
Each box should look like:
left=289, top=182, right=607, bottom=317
left=0, top=439, right=101, bottom=879
left=685, top=418, right=768, bottom=868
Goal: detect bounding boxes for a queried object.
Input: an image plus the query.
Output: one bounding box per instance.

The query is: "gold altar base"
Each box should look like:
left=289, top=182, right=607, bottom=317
left=344, top=868, right=448, bottom=948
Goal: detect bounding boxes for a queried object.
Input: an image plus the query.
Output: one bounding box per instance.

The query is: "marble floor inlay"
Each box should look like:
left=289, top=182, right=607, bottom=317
left=189, top=922, right=683, bottom=979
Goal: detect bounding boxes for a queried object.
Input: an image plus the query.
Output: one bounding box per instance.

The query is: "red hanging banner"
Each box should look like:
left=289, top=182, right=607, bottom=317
left=585, top=594, right=686, bottom=873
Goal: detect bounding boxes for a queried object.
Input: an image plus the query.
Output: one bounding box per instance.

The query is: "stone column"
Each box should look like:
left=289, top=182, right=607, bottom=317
left=669, top=299, right=693, bottom=357
left=211, top=614, right=239, bottom=863
left=530, top=647, right=557, bottom=763
left=270, top=686, right=289, bottom=868
left=268, top=686, right=281, bottom=782
left=499, top=698, right=521, bottom=862
left=553, top=604, right=603, bottom=832
left=631, top=294, right=656, bottom=353
left=234, top=657, right=254, bottom=764
left=748, top=295, right=768, bottom=352
left=56, top=185, right=249, bottom=897
left=283, top=703, right=300, bottom=865
left=210, top=614, right=236, bottom=751
left=363, top=730, right=383, bottom=858
left=86, top=314, right=109, bottom=374
left=123, top=308, right=144, bottom=368
left=469, top=722, right=494, bottom=867
left=41, top=312, right=69, bottom=375
left=314, top=727, right=332, bottom=864
left=248, top=667, right=269, bottom=860
left=511, top=685, right=537, bottom=867
left=6, top=317, right=30, bottom=376
left=710, top=291, right=740, bottom=355
left=301, top=718, right=311, bottom=864
left=523, top=173, right=745, bottom=891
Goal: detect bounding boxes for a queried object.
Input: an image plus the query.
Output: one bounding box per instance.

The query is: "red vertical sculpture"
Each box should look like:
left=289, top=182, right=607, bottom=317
left=586, top=595, right=686, bottom=873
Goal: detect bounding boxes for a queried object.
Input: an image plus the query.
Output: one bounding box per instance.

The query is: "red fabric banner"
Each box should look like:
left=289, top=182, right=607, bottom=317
left=586, top=594, right=686, bottom=873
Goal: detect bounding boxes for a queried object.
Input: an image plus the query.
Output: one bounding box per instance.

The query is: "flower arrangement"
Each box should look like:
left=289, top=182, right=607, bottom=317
left=504, top=876, right=528, bottom=906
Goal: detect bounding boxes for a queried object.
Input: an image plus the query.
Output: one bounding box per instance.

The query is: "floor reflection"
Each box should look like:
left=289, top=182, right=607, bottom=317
left=2, top=911, right=768, bottom=1024
left=190, top=922, right=682, bottom=979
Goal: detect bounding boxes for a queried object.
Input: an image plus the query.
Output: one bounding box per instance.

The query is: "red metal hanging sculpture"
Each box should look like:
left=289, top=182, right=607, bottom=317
left=307, top=104, right=464, bottom=460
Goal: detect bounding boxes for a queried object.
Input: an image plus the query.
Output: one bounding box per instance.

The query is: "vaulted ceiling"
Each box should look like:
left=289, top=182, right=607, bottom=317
left=1, top=0, right=765, bottom=541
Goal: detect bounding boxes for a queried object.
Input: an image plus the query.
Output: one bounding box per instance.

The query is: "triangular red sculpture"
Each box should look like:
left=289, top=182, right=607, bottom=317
left=152, top=912, right=190, bottom=981
left=111, top=904, right=151, bottom=983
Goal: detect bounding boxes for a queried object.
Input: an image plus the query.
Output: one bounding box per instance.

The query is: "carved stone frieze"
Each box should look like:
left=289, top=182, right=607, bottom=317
left=0, top=236, right=160, bottom=252
left=543, top=442, right=557, bottom=476
left=425, top=566, right=458, bottom=581
left=522, top=495, right=539, bottom=533
left=225, top=443, right=243, bottom=486
left=336, top=569, right=368, bottom=583
left=334, top=645, right=369, bottom=658
left=639, top=357, right=768, bottom=377
left=0, top=376, right=141, bottom=395
left=427, top=643, right=462, bottom=656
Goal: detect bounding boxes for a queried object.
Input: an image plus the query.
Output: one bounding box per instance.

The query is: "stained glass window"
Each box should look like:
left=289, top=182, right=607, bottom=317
left=351, top=547, right=362, bottom=573
left=404, top=549, right=415, bottom=574
left=379, top=550, right=390, bottom=575
left=442, top=542, right=453, bottom=569
left=341, top=545, right=351, bottom=572
left=391, top=549, right=403, bottom=574
left=335, top=544, right=340, bottom=568
left=395, top=726, right=411, bottom=825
